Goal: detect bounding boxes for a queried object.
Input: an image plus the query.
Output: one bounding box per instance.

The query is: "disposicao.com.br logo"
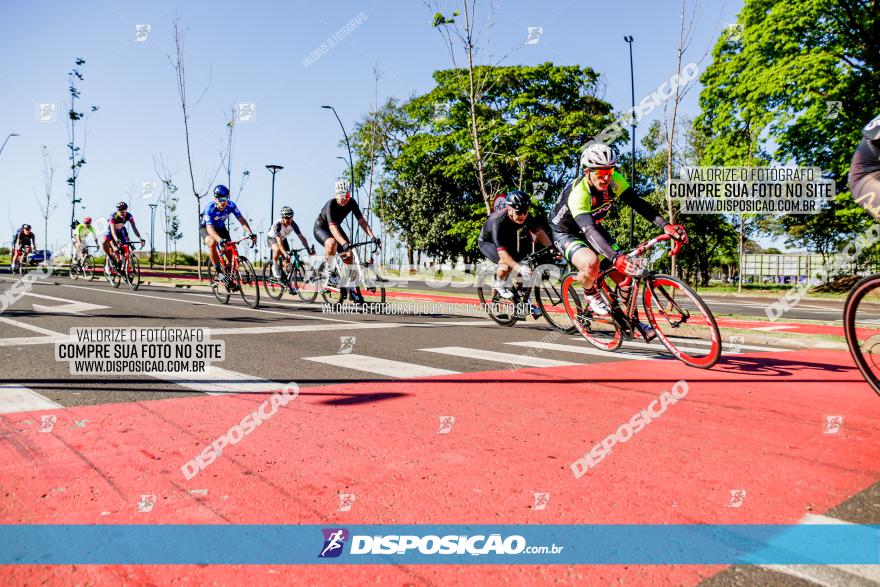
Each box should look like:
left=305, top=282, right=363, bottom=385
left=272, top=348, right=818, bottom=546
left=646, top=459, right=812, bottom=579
left=318, top=529, right=563, bottom=557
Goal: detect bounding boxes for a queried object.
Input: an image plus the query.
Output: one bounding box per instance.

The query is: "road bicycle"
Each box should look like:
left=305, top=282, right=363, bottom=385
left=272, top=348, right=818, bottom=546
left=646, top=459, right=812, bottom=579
left=10, top=246, right=32, bottom=275
left=261, top=247, right=320, bottom=303
left=476, top=247, right=577, bottom=333
left=843, top=273, right=880, bottom=397
left=104, top=240, right=143, bottom=290
left=208, top=236, right=260, bottom=308
left=317, top=241, right=385, bottom=304
left=561, top=233, right=721, bottom=369
left=69, top=245, right=97, bottom=281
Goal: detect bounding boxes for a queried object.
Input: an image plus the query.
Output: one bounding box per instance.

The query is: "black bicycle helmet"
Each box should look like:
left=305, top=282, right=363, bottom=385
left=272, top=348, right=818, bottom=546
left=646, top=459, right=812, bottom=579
left=506, top=190, right=530, bottom=212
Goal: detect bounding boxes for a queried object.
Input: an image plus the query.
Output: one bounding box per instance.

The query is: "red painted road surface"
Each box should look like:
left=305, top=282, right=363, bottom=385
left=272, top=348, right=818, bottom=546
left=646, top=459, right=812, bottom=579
left=1, top=350, right=878, bottom=585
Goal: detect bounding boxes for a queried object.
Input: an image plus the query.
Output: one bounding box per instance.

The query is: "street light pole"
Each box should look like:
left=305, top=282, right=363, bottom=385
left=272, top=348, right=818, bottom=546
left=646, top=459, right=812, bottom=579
left=0, top=133, right=20, bottom=158
left=321, top=105, right=355, bottom=194
left=265, top=164, right=284, bottom=234
left=148, top=203, right=158, bottom=269
left=624, top=35, right=636, bottom=248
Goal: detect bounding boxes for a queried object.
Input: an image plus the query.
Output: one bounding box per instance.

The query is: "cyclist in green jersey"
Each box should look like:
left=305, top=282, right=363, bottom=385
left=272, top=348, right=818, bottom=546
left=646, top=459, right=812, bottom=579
left=73, top=217, right=97, bottom=264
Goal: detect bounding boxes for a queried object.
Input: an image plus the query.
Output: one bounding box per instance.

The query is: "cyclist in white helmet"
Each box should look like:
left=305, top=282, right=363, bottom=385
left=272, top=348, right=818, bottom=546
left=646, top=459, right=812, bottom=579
left=549, top=142, right=688, bottom=322
left=268, top=206, right=314, bottom=279
left=312, top=179, right=380, bottom=303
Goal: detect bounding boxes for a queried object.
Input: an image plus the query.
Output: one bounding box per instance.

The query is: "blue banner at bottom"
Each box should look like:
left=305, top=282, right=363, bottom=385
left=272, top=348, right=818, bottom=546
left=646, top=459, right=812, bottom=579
left=0, top=524, right=877, bottom=565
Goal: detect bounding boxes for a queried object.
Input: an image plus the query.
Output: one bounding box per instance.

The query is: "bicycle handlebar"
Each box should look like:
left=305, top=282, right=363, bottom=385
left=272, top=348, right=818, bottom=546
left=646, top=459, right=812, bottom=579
left=346, top=240, right=380, bottom=254
left=627, top=233, right=682, bottom=259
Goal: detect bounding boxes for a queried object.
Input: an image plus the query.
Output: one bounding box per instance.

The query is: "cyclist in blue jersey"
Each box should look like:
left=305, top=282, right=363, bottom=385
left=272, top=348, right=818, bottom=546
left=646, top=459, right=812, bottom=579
left=102, top=202, right=145, bottom=272
left=200, top=185, right=256, bottom=279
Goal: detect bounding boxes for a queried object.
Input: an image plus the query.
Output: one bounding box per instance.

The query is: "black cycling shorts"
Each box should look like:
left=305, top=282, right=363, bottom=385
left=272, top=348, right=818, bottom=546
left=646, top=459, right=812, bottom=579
left=551, top=225, right=619, bottom=266
left=313, top=224, right=348, bottom=247
left=200, top=225, right=231, bottom=242
left=478, top=240, right=500, bottom=264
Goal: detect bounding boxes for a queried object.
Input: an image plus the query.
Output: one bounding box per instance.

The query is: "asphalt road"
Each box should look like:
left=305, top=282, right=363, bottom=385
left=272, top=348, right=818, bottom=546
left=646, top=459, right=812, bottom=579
left=0, top=272, right=878, bottom=586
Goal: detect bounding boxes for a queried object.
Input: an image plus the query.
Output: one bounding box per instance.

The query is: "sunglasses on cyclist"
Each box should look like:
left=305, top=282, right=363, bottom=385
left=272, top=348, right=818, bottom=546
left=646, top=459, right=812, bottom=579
left=510, top=208, right=529, bottom=217
left=591, top=168, right=615, bottom=178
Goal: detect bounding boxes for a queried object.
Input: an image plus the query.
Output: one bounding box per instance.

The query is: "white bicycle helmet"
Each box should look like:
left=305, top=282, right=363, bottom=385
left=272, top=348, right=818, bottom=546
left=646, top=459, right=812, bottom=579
left=334, top=179, right=351, bottom=196
left=581, top=143, right=618, bottom=169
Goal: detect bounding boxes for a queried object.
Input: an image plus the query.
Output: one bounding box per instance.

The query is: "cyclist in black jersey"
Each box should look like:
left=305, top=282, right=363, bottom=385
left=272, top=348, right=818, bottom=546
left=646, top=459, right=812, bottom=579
left=849, top=113, right=880, bottom=221
left=313, top=179, right=380, bottom=302
left=477, top=190, right=553, bottom=302
left=11, top=224, right=36, bottom=270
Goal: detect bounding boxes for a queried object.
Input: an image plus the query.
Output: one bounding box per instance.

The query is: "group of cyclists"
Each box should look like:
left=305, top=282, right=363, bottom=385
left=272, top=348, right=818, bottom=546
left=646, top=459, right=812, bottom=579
left=8, top=107, right=879, bottom=316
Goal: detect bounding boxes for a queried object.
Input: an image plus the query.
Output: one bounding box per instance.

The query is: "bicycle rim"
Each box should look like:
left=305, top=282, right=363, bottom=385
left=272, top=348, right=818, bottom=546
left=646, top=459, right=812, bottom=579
left=262, top=263, right=285, bottom=300
left=320, top=264, right=345, bottom=305
left=86, top=256, right=97, bottom=280
left=643, top=274, right=720, bottom=369
left=126, top=256, right=141, bottom=290
left=105, top=262, right=121, bottom=288
left=534, top=267, right=576, bottom=333
left=476, top=274, right=518, bottom=326
left=562, top=275, right=622, bottom=351
left=69, top=261, right=79, bottom=280
left=844, top=274, right=880, bottom=397
left=236, top=258, right=260, bottom=308
left=296, top=262, right=320, bottom=303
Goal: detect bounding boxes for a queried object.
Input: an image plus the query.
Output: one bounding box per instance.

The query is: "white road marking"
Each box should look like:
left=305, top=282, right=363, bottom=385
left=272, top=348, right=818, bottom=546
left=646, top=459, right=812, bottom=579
left=421, top=346, right=579, bottom=368
left=146, top=366, right=285, bottom=396
left=303, top=354, right=459, bottom=378
left=753, top=325, right=797, bottom=332
left=0, top=316, right=64, bottom=337
left=0, top=386, right=63, bottom=414
left=760, top=514, right=880, bottom=585
left=24, top=292, right=109, bottom=314
left=506, top=341, right=663, bottom=361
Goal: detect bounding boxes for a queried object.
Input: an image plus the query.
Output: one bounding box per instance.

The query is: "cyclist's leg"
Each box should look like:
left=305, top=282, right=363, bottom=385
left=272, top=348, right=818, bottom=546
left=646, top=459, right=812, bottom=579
left=553, top=231, right=599, bottom=289
left=201, top=227, right=222, bottom=271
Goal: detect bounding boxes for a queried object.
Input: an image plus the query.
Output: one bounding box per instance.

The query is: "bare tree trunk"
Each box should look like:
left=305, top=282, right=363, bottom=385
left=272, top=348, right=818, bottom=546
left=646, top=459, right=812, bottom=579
left=462, top=1, right=491, bottom=213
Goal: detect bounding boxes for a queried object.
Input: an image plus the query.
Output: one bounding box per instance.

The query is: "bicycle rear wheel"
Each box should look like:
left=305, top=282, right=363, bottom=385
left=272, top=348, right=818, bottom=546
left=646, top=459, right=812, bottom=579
left=476, top=272, right=518, bottom=327
left=262, top=263, right=285, bottom=300
left=105, top=259, right=122, bottom=288
left=125, top=255, right=141, bottom=290
left=69, top=260, right=80, bottom=280
left=844, top=274, right=880, bottom=397
left=85, top=255, right=97, bottom=280
left=642, top=274, right=720, bottom=369
left=296, top=261, right=320, bottom=303
left=561, top=274, right=622, bottom=351
left=534, top=266, right=576, bottom=333
left=237, top=258, right=260, bottom=308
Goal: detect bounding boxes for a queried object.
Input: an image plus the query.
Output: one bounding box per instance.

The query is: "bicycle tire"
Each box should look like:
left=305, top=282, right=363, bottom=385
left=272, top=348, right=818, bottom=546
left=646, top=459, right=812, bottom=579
left=237, top=257, right=260, bottom=308
left=642, top=274, right=720, bottom=369
left=561, top=273, right=622, bottom=351
left=125, top=255, right=141, bottom=291
left=85, top=255, right=97, bottom=280
left=296, top=261, right=320, bottom=303
left=476, top=271, right=518, bottom=327
left=534, top=266, right=576, bottom=333
left=355, top=265, right=386, bottom=305
left=105, top=259, right=122, bottom=288
left=262, top=263, right=285, bottom=300
left=843, top=274, right=880, bottom=397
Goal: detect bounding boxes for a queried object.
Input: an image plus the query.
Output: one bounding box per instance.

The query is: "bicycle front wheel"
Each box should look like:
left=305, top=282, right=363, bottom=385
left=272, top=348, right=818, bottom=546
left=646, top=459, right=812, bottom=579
left=561, top=273, right=622, bottom=351
left=642, top=274, right=720, bottom=369
left=476, top=272, right=518, bottom=327
left=534, top=266, right=576, bottom=333
left=125, top=255, right=141, bottom=290
left=296, top=262, right=320, bottom=303
left=69, top=260, right=80, bottom=280
left=262, top=263, right=285, bottom=300
left=236, top=258, right=260, bottom=308
left=844, top=274, right=880, bottom=397
left=105, top=260, right=122, bottom=288
left=85, top=255, right=97, bottom=280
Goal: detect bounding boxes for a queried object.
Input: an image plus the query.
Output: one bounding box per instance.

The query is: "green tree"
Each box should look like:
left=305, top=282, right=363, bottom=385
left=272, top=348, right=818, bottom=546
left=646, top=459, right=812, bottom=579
left=696, top=0, right=878, bottom=267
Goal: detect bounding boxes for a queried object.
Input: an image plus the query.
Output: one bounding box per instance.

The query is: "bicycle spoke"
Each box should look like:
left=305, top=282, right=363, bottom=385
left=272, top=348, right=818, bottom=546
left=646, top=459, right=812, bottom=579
left=844, top=275, right=880, bottom=396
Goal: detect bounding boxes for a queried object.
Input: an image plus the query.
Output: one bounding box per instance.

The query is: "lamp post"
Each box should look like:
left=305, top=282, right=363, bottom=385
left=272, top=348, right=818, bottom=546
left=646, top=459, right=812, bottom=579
left=265, top=164, right=283, bottom=228
left=321, top=105, right=355, bottom=193
left=0, top=133, right=20, bottom=158
left=148, top=203, right=158, bottom=268
left=624, top=35, right=636, bottom=248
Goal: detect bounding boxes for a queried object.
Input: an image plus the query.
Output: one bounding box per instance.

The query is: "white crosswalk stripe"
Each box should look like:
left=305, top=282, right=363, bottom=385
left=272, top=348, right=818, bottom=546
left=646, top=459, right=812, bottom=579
left=147, top=366, right=288, bottom=396
left=506, top=341, right=664, bottom=361
left=0, top=386, right=63, bottom=414
left=304, top=354, right=459, bottom=378
left=421, top=346, right=578, bottom=368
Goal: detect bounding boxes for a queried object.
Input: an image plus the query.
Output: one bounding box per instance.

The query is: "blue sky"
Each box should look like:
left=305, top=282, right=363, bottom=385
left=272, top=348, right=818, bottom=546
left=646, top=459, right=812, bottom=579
left=1, top=0, right=746, bottom=254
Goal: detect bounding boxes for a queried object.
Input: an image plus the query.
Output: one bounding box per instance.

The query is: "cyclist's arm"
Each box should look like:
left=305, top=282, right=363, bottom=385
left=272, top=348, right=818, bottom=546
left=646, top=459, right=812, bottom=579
left=535, top=228, right=553, bottom=249
left=352, top=204, right=375, bottom=238
left=128, top=218, right=143, bottom=240
left=618, top=188, right=667, bottom=228
left=236, top=215, right=253, bottom=235
left=491, top=220, right=522, bottom=272
left=293, top=221, right=310, bottom=249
